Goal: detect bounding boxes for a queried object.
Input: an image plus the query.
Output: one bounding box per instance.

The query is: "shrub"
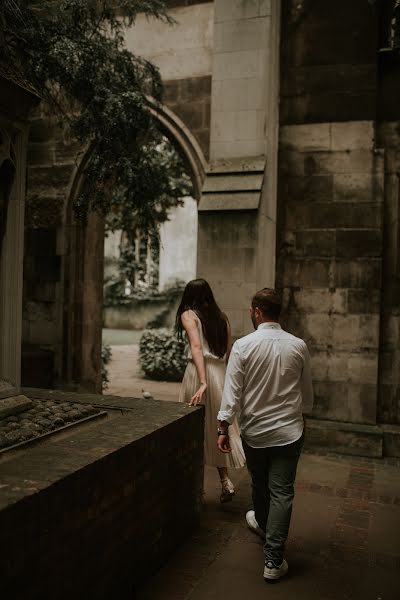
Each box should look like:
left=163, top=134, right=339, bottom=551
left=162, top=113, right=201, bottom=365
left=139, top=328, right=187, bottom=382
left=101, top=343, right=112, bottom=390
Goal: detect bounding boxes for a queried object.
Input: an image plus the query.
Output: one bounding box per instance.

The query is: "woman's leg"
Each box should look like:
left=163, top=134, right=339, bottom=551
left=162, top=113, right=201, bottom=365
left=217, top=467, right=235, bottom=503
left=217, top=466, right=228, bottom=481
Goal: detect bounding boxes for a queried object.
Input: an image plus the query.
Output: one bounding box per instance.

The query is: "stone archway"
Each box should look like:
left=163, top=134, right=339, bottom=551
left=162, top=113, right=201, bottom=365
left=62, top=104, right=207, bottom=392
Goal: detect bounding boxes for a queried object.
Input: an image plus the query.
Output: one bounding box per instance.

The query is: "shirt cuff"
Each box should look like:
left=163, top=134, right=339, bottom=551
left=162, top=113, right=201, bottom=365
left=217, top=410, right=234, bottom=424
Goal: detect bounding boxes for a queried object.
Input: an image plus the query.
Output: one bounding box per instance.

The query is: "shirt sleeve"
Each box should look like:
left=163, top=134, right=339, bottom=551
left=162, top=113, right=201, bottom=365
left=300, top=342, right=314, bottom=415
left=217, top=341, right=244, bottom=424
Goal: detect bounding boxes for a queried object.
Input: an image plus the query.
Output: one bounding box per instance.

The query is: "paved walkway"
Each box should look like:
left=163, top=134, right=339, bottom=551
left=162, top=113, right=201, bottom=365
left=138, top=454, right=400, bottom=600
left=103, top=329, right=400, bottom=599
left=103, top=330, right=181, bottom=401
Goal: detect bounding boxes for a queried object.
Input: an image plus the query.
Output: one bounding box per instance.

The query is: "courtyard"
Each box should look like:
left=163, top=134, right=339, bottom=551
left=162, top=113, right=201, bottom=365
left=1, top=0, right=400, bottom=598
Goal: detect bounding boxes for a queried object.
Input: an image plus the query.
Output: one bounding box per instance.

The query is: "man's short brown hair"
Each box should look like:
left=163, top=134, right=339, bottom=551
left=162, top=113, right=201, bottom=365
left=251, top=288, right=282, bottom=320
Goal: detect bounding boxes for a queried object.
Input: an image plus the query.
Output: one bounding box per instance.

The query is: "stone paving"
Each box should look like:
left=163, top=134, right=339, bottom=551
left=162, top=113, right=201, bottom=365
left=138, top=454, right=400, bottom=600
left=0, top=398, right=103, bottom=451
left=105, top=343, right=181, bottom=402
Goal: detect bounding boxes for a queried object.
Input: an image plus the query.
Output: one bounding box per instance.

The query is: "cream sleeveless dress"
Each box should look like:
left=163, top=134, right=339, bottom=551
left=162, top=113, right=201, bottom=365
left=179, top=310, right=245, bottom=469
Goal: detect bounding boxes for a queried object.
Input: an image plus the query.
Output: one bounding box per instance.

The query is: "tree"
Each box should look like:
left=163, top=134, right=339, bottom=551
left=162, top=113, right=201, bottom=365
left=0, top=0, right=191, bottom=231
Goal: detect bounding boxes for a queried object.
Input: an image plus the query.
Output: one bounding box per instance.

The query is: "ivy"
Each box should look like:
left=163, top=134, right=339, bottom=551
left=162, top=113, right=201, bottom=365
left=0, top=1, right=190, bottom=231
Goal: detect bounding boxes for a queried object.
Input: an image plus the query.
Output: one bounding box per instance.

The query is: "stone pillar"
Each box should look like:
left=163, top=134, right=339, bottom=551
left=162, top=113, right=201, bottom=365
left=0, top=71, right=39, bottom=411
left=197, top=0, right=281, bottom=336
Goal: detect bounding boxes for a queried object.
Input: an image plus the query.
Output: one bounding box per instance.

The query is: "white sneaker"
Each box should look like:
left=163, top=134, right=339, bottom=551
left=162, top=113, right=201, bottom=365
left=263, top=558, right=289, bottom=581
left=245, top=510, right=265, bottom=539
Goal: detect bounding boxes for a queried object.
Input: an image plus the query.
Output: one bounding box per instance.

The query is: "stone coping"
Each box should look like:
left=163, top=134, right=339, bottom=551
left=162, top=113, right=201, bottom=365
left=0, top=389, right=202, bottom=512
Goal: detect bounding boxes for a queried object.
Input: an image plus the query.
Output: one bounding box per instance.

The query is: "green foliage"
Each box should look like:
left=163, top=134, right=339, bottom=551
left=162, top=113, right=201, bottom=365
left=101, top=342, right=112, bottom=389
left=104, top=278, right=185, bottom=309
left=139, top=328, right=187, bottom=381
left=0, top=1, right=191, bottom=231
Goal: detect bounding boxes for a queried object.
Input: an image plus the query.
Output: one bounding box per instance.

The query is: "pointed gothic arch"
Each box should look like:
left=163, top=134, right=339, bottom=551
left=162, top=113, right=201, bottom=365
left=62, top=103, right=206, bottom=391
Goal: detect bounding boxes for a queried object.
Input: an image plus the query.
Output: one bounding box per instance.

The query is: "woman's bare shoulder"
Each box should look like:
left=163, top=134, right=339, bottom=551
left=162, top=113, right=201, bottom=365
left=181, top=309, right=198, bottom=324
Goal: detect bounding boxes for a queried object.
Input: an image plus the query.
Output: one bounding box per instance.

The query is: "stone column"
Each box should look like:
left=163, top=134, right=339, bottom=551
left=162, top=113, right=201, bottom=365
left=197, top=0, right=281, bottom=336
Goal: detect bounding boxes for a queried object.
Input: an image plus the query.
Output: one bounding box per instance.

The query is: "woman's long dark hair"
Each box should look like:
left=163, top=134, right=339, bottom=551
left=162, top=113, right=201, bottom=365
left=176, top=279, right=228, bottom=358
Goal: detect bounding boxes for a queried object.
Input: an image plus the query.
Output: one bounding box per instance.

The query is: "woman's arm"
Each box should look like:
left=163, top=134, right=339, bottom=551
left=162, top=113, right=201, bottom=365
left=225, top=318, right=232, bottom=364
left=181, top=310, right=207, bottom=406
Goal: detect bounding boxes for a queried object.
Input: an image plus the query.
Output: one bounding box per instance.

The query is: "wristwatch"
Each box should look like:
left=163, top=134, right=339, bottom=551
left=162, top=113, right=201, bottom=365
left=217, top=428, right=229, bottom=436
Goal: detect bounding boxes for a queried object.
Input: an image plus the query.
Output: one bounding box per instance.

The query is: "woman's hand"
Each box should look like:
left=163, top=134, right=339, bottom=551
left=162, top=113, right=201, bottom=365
left=190, top=382, right=207, bottom=406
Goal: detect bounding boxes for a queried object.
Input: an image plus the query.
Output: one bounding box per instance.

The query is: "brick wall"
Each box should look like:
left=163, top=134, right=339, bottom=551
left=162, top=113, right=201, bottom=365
left=0, top=393, right=204, bottom=599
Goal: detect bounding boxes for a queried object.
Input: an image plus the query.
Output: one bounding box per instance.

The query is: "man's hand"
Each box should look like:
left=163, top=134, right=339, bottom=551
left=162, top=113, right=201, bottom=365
left=217, top=434, right=231, bottom=453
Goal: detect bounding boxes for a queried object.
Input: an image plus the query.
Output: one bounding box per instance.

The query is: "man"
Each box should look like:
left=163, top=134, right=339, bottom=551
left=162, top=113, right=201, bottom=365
left=217, top=288, right=313, bottom=582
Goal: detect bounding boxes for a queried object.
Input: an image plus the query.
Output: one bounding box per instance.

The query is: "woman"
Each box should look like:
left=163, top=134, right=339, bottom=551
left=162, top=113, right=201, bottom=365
left=176, top=278, right=245, bottom=502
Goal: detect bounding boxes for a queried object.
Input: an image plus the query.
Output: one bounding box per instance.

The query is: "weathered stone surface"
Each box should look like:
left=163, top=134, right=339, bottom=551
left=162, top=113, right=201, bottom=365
left=382, top=425, right=400, bottom=458
left=0, top=390, right=204, bottom=598
left=0, top=395, right=32, bottom=419
left=0, top=398, right=103, bottom=451
left=305, top=418, right=382, bottom=458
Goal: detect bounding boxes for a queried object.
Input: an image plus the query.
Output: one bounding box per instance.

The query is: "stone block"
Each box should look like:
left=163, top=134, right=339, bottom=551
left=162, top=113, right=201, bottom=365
left=281, top=174, right=334, bottom=203
left=211, top=280, right=256, bottom=311
left=333, top=259, right=381, bottom=289
left=280, top=123, right=331, bottom=152
left=312, top=381, right=377, bottom=425
left=285, top=202, right=383, bottom=230
left=28, top=164, right=73, bottom=190
left=333, top=173, right=384, bottom=203
left=331, top=315, right=380, bottom=351
left=347, top=289, right=381, bottom=314
left=211, top=78, right=265, bottom=111
left=294, top=288, right=347, bottom=314
left=214, top=17, right=269, bottom=53
left=175, top=102, right=204, bottom=131
left=330, top=121, right=374, bottom=151
left=281, top=258, right=331, bottom=287
left=27, top=143, right=55, bottom=166
left=281, top=92, right=376, bottom=128
left=279, top=150, right=305, bottom=176
left=0, top=396, right=33, bottom=419
left=305, top=313, right=332, bottom=347
left=179, top=76, right=212, bottom=101
left=347, top=354, right=379, bottom=385
left=29, top=320, right=58, bottom=345
left=304, top=418, right=382, bottom=458
left=310, top=350, right=329, bottom=381
left=336, top=229, right=382, bottom=258
left=304, top=150, right=375, bottom=175
left=377, top=385, right=400, bottom=424
left=213, top=49, right=262, bottom=81
left=215, top=0, right=268, bottom=22
left=382, top=425, right=400, bottom=458
left=294, top=230, right=336, bottom=257
left=210, top=139, right=266, bottom=160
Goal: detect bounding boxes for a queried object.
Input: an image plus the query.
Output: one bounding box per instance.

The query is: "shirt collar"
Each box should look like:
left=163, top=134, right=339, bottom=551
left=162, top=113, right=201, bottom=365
left=258, top=322, right=281, bottom=330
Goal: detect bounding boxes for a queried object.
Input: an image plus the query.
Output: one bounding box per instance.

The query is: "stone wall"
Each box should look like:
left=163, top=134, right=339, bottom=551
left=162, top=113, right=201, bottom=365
left=377, top=122, right=400, bottom=426
left=23, top=107, right=78, bottom=388
left=163, top=76, right=211, bottom=159
left=277, top=121, right=384, bottom=426
left=0, top=390, right=204, bottom=598
left=276, top=0, right=400, bottom=452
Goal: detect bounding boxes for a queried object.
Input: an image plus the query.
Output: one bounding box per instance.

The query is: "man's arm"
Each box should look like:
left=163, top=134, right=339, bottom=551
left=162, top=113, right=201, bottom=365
left=217, top=342, right=244, bottom=452
left=301, top=342, right=314, bottom=416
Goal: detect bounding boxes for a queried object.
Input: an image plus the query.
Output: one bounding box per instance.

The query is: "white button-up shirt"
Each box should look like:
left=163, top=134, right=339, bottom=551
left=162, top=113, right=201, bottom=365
left=218, top=322, right=314, bottom=448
